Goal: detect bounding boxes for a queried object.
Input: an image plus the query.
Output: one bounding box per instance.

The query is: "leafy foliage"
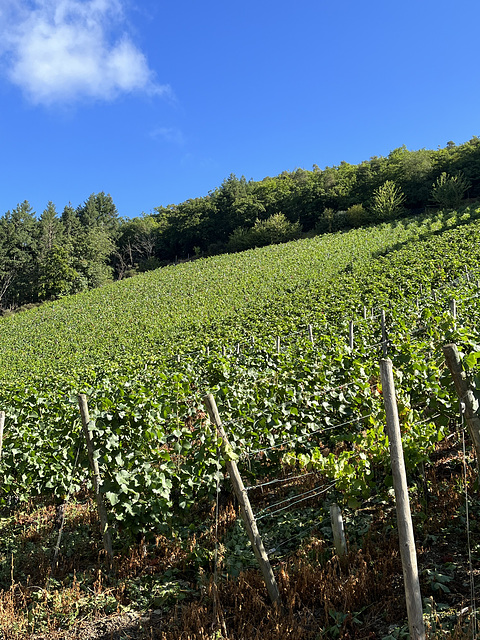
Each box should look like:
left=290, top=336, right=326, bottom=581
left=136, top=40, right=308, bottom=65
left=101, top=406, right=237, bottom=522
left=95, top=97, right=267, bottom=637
left=2, top=206, right=480, bottom=541
left=227, top=213, right=302, bottom=251
left=370, top=180, right=406, bottom=221
left=431, top=172, right=471, bottom=210
left=4, top=138, right=480, bottom=310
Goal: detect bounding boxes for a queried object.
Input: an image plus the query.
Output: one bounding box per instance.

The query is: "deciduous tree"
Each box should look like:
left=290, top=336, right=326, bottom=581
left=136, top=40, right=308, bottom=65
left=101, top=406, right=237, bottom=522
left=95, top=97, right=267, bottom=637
left=371, top=181, right=405, bottom=221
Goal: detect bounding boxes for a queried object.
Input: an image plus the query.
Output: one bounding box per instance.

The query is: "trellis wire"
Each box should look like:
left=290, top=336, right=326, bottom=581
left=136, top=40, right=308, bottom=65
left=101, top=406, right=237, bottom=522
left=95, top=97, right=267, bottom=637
left=266, top=488, right=378, bottom=558
left=219, top=379, right=372, bottom=435
left=364, top=340, right=389, bottom=350
left=51, top=443, right=82, bottom=570
left=245, top=470, right=320, bottom=492
left=256, top=482, right=337, bottom=521
left=256, top=482, right=334, bottom=519
left=213, top=430, right=221, bottom=627
left=171, top=273, right=479, bottom=376
left=461, top=403, right=478, bottom=638
left=247, top=413, right=375, bottom=457
left=411, top=413, right=442, bottom=427
left=168, top=266, right=480, bottom=369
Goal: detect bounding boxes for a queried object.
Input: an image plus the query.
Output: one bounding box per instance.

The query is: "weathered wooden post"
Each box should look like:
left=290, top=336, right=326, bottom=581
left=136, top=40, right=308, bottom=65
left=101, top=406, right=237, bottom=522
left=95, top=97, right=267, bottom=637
left=380, top=359, right=425, bottom=640
left=449, top=299, right=457, bottom=320
left=443, top=344, right=480, bottom=464
left=308, top=324, right=314, bottom=345
left=349, top=321, right=354, bottom=350
left=276, top=336, right=281, bottom=354
left=381, top=310, right=388, bottom=358
left=0, top=411, right=5, bottom=461
left=78, top=394, right=113, bottom=562
left=204, top=394, right=281, bottom=605
left=330, top=503, right=347, bottom=558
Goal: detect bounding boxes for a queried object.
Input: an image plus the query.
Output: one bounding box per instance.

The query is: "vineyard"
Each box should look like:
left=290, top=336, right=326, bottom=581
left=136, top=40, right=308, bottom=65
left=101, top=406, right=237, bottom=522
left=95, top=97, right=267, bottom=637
left=1, top=206, right=480, bottom=638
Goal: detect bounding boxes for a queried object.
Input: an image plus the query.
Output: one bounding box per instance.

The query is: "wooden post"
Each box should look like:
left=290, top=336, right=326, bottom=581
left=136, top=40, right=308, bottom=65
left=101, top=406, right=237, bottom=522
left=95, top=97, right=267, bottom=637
left=443, top=344, right=480, bottom=464
left=204, top=394, right=281, bottom=605
left=222, top=345, right=226, bottom=357
left=78, top=394, right=113, bottom=562
left=381, top=310, right=388, bottom=358
left=449, top=299, right=457, bottom=319
left=348, top=321, right=354, bottom=350
left=308, top=324, right=314, bottom=345
left=330, top=503, right=347, bottom=558
left=236, top=343, right=241, bottom=355
left=276, top=336, right=281, bottom=354
left=380, top=360, right=425, bottom=640
left=0, top=411, right=4, bottom=461
left=206, top=345, right=210, bottom=357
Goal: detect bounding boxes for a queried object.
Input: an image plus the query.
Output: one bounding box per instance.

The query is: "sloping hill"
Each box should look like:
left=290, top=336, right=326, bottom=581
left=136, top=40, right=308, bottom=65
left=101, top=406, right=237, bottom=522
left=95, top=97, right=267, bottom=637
left=1, top=205, right=480, bottom=639
left=1, top=207, right=478, bottom=387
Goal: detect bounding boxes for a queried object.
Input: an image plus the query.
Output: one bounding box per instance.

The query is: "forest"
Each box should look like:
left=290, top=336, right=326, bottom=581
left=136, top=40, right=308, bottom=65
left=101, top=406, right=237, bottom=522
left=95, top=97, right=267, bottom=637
left=2, top=137, right=480, bottom=311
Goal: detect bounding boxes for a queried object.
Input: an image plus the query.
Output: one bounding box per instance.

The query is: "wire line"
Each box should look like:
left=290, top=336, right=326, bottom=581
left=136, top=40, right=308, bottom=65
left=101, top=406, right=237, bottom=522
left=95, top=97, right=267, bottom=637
left=461, top=406, right=477, bottom=639
left=256, top=482, right=337, bottom=520
left=247, top=413, right=375, bottom=457
left=245, top=470, right=319, bottom=492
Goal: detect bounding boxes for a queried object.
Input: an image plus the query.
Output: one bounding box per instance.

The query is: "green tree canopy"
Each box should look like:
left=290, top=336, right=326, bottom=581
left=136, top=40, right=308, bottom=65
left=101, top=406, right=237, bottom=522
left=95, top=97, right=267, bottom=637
left=431, top=172, right=471, bottom=210
left=370, top=180, right=406, bottom=221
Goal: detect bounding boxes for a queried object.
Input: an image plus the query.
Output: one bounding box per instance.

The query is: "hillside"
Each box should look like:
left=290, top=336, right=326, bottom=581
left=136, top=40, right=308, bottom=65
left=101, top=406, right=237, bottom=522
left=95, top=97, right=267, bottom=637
left=1, top=138, right=480, bottom=314
left=1, top=205, right=479, bottom=387
left=1, top=206, right=480, bottom=638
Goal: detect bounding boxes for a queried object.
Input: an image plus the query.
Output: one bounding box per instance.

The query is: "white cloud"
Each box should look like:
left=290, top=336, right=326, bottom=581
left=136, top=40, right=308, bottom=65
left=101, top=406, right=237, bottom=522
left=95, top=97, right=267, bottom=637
left=150, top=126, right=186, bottom=146
left=0, top=0, right=170, bottom=105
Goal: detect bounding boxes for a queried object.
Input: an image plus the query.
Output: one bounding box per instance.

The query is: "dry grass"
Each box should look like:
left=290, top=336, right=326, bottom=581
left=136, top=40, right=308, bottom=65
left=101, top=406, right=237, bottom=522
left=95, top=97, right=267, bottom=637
left=154, top=534, right=404, bottom=640
left=0, top=439, right=478, bottom=639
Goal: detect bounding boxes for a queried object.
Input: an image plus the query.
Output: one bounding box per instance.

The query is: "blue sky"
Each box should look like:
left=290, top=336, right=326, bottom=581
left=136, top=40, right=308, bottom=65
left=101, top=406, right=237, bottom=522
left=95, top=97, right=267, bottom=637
left=0, top=0, right=479, bottom=220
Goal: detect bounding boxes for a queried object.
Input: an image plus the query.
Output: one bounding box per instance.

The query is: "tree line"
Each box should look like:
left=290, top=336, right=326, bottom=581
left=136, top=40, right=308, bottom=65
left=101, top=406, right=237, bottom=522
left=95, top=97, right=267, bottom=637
left=2, top=137, right=479, bottom=312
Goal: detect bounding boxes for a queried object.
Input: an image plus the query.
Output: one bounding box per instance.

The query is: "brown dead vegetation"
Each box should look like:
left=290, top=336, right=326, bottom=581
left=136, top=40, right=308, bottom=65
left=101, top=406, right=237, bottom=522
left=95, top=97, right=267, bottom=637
left=0, top=437, right=478, bottom=639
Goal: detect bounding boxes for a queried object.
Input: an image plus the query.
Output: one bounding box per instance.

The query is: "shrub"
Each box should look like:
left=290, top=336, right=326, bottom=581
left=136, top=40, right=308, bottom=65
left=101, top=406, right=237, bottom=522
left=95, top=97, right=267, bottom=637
left=315, top=208, right=335, bottom=234
left=346, top=204, right=370, bottom=228
left=431, top=172, right=470, bottom=210
left=227, top=213, right=302, bottom=251
left=332, top=210, right=349, bottom=230
left=370, top=180, right=406, bottom=221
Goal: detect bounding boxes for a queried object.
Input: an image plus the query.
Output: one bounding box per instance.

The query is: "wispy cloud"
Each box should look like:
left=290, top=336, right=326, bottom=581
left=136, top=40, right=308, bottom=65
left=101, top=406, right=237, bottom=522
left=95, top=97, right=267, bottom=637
left=0, top=0, right=170, bottom=105
left=150, top=126, right=186, bottom=146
